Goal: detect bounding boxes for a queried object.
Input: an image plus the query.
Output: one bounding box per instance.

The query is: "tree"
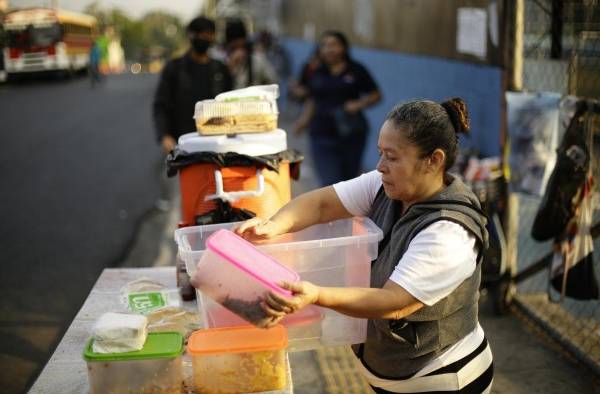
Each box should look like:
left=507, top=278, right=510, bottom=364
left=82, top=3, right=184, bottom=62
left=140, top=11, right=186, bottom=61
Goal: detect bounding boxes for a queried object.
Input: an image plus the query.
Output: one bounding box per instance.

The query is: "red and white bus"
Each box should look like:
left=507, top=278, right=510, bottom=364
left=3, top=8, right=96, bottom=75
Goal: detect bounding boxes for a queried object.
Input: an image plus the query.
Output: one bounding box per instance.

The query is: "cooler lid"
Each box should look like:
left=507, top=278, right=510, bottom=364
left=188, top=325, right=288, bottom=355
left=83, top=332, right=184, bottom=362
left=177, top=129, right=287, bottom=156
left=206, top=229, right=299, bottom=296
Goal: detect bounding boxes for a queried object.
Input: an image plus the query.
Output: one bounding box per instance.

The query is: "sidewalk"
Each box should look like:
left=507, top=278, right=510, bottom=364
left=120, top=114, right=600, bottom=393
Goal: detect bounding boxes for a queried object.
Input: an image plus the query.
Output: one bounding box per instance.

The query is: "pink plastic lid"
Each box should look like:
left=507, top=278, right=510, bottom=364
left=206, top=229, right=300, bottom=296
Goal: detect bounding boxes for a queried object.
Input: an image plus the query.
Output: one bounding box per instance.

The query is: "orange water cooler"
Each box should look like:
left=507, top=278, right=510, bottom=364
left=173, top=129, right=301, bottom=227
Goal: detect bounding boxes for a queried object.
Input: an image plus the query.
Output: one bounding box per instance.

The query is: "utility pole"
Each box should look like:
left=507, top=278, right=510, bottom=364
left=550, top=0, right=563, bottom=59
left=500, top=0, right=524, bottom=309
left=508, top=0, right=524, bottom=91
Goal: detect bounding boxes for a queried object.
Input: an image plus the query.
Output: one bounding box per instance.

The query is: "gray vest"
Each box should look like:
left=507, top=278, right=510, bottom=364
left=355, top=174, right=489, bottom=379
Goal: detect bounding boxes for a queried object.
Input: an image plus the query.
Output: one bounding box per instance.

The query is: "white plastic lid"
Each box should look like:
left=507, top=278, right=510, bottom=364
left=177, top=129, right=287, bottom=156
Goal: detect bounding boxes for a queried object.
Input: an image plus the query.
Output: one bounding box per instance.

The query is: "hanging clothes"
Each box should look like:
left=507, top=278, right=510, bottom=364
left=549, top=172, right=598, bottom=301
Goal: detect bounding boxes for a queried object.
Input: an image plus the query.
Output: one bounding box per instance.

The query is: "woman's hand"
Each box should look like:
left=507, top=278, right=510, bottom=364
left=344, top=99, right=363, bottom=113
left=260, top=281, right=321, bottom=328
left=235, top=217, right=287, bottom=241
left=161, top=135, right=177, bottom=154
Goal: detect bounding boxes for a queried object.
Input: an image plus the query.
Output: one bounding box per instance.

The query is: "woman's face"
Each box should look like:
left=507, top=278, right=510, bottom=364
left=319, top=35, right=346, bottom=65
left=376, top=121, right=435, bottom=203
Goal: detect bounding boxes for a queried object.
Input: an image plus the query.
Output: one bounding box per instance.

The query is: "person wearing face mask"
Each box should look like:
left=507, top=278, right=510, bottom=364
left=224, top=18, right=278, bottom=90
left=153, top=16, right=233, bottom=153
left=234, top=99, right=494, bottom=393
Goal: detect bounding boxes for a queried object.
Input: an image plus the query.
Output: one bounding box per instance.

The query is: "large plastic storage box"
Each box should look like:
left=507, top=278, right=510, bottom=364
left=188, top=325, right=288, bottom=393
left=83, top=332, right=184, bottom=394
left=175, top=217, right=383, bottom=350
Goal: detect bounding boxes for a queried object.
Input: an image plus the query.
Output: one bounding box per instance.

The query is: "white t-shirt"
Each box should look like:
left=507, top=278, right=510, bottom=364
left=333, top=170, right=484, bottom=383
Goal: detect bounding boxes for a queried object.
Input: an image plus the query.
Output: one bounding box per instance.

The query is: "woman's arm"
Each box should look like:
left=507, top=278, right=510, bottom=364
left=236, top=186, right=352, bottom=240
left=344, top=90, right=382, bottom=113
left=293, top=99, right=315, bottom=135
left=317, top=280, right=424, bottom=319
left=262, top=280, right=424, bottom=328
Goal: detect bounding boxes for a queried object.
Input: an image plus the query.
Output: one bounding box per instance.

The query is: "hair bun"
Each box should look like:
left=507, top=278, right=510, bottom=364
left=441, top=98, right=470, bottom=135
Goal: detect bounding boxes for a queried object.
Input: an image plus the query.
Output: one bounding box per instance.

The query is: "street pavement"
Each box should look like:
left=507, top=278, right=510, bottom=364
left=0, top=73, right=165, bottom=393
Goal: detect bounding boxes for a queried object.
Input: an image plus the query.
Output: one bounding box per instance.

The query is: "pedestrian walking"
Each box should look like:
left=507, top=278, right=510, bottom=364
left=153, top=16, right=232, bottom=153
left=224, top=19, right=278, bottom=90
left=88, top=41, right=102, bottom=87
left=295, top=31, right=381, bottom=186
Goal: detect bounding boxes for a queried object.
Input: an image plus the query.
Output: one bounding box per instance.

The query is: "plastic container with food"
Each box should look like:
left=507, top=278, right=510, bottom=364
left=201, top=295, right=323, bottom=351
left=83, top=332, right=184, bottom=394
left=188, top=325, right=288, bottom=393
left=194, top=99, right=279, bottom=134
left=192, top=229, right=299, bottom=327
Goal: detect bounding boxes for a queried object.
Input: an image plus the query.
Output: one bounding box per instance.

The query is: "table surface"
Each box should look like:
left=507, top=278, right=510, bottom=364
left=29, top=267, right=293, bottom=394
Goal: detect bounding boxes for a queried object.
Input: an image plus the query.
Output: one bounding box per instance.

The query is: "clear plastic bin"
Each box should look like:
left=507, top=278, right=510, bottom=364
left=193, top=229, right=299, bottom=327
left=175, top=217, right=383, bottom=349
left=188, top=325, right=288, bottom=393
left=194, top=99, right=278, bottom=134
left=83, top=332, right=184, bottom=394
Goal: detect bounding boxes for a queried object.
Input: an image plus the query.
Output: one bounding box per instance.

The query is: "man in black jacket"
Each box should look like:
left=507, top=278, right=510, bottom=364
left=153, top=17, right=232, bottom=153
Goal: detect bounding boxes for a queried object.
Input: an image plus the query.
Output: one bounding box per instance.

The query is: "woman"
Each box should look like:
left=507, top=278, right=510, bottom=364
left=295, top=31, right=381, bottom=186
left=237, top=98, right=493, bottom=393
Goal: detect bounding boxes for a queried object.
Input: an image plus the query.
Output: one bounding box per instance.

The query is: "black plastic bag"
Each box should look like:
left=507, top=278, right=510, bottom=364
left=194, top=200, right=256, bottom=225
left=531, top=102, right=590, bottom=241
left=166, top=148, right=304, bottom=179
left=549, top=177, right=598, bottom=301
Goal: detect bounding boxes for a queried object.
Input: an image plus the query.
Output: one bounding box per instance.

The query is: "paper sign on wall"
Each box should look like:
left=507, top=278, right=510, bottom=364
left=457, top=7, right=487, bottom=59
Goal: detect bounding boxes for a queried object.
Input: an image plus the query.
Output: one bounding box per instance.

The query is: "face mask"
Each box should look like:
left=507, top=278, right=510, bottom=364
left=191, top=38, right=211, bottom=54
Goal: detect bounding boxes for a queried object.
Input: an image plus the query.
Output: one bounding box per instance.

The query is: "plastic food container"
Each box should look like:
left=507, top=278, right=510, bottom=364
left=83, top=332, right=184, bottom=394
left=194, top=99, right=278, bottom=134
left=188, top=325, right=288, bottom=393
left=192, top=229, right=299, bottom=327
left=175, top=217, right=383, bottom=349
left=202, top=296, right=324, bottom=351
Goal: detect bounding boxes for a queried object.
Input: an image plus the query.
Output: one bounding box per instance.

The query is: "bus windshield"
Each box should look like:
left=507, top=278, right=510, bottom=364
left=7, top=24, right=62, bottom=48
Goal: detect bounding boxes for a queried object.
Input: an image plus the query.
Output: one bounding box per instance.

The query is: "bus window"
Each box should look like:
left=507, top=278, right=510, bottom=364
left=7, top=24, right=61, bottom=49
left=28, top=24, right=62, bottom=47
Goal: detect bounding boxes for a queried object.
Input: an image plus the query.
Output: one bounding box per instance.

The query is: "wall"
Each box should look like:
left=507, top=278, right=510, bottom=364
left=283, top=37, right=503, bottom=170
left=282, top=0, right=503, bottom=66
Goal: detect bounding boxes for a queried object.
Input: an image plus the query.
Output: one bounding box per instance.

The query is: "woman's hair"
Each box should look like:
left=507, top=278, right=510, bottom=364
left=320, top=30, right=350, bottom=61
left=385, top=98, right=470, bottom=170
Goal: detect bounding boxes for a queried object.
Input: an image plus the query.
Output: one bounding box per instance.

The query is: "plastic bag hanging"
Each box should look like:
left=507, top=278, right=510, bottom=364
left=549, top=174, right=598, bottom=301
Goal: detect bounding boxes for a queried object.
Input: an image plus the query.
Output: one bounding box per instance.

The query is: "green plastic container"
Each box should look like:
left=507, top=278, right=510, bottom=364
left=83, top=332, right=184, bottom=394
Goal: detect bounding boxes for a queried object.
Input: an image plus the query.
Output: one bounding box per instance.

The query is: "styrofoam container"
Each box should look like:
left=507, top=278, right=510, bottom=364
left=192, top=229, right=300, bottom=327
left=83, top=332, right=184, bottom=394
left=188, top=325, right=288, bottom=393
left=177, top=129, right=287, bottom=156
left=175, top=217, right=383, bottom=349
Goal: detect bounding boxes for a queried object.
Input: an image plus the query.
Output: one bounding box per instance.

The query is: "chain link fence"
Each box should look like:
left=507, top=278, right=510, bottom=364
left=509, top=0, right=600, bottom=375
